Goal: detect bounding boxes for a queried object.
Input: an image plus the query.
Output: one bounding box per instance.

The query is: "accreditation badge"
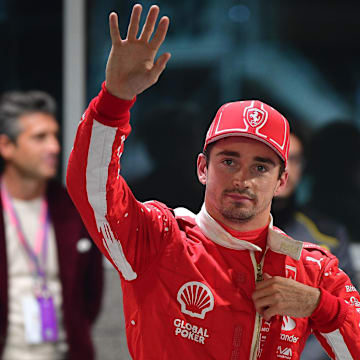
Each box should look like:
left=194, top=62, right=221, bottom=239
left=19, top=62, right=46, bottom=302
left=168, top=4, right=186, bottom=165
left=37, top=294, right=58, bottom=341
left=21, top=293, right=58, bottom=343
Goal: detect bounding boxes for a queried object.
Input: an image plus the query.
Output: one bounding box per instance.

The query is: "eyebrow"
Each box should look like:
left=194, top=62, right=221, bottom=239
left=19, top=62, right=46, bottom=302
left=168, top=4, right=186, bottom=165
left=215, top=150, right=277, bottom=167
left=254, top=156, right=276, bottom=167
left=215, top=150, right=240, bottom=158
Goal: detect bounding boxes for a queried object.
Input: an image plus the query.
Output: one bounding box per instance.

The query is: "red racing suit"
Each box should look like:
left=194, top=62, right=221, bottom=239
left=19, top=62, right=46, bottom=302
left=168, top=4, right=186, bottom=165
left=66, top=84, right=360, bottom=360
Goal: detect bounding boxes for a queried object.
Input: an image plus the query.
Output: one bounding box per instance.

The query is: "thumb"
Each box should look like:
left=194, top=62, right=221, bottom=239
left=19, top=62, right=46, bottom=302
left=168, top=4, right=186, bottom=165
left=263, top=273, right=272, bottom=280
left=151, top=52, right=171, bottom=80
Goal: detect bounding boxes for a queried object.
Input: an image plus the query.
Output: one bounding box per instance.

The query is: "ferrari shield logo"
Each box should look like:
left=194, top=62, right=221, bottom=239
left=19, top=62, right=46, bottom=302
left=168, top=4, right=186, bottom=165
left=245, top=107, right=267, bottom=128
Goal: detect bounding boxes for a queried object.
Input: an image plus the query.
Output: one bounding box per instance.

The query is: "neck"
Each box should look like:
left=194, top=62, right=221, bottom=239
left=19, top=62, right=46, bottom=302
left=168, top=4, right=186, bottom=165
left=2, top=167, right=47, bottom=200
left=220, top=216, right=270, bottom=232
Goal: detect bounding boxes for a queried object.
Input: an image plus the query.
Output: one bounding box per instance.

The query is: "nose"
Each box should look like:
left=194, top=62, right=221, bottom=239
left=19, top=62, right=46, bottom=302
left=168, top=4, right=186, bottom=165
left=232, top=168, right=250, bottom=188
left=48, top=135, right=60, bottom=154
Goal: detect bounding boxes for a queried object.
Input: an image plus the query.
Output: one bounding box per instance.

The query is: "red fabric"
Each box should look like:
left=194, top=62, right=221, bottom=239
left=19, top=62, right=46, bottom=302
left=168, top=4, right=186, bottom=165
left=204, top=100, right=290, bottom=167
left=94, top=82, right=136, bottom=124
left=310, top=288, right=347, bottom=333
left=66, top=87, right=360, bottom=360
left=219, top=221, right=268, bottom=262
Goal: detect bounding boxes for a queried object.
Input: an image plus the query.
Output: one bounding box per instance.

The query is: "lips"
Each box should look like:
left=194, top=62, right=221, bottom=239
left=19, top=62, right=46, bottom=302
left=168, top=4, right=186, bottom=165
left=42, top=155, right=58, bottom=167
left=225, top=193, right=254, bottom=202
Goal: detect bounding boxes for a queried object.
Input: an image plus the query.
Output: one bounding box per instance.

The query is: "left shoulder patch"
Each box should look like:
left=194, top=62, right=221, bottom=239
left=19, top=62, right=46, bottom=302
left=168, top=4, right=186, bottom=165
left=268, top=227, right=303, bottom=260
left=302, top=242, right=335, bottom=258
left=300, top=242, right=336, bottom=272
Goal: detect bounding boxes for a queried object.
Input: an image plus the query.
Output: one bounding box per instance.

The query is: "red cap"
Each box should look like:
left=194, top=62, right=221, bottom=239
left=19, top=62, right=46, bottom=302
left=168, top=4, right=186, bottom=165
left=204, top=100, right=290, bottom=167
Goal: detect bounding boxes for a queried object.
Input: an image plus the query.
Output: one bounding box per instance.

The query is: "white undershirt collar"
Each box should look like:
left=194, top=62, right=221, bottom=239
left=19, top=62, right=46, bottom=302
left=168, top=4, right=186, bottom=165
left=174, top=204, right=303, bottom=260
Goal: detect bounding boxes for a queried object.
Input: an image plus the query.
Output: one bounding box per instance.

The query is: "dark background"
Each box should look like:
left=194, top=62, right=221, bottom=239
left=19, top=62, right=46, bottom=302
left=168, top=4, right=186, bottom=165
left=1, top=0, right=360, bottom=193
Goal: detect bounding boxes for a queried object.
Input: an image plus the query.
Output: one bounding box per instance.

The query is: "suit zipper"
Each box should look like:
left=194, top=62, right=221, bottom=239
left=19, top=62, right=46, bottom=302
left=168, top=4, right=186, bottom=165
left=249, top=250, right=266, bottom=360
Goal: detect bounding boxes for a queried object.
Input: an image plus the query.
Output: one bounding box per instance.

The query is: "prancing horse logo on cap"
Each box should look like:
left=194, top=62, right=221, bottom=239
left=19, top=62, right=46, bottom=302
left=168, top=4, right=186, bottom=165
left=244, top=107, right=267, bottom=128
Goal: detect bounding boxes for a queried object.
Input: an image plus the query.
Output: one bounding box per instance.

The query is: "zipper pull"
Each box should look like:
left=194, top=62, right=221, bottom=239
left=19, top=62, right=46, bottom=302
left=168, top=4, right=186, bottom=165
left=256, top=263, right=263, bottom=282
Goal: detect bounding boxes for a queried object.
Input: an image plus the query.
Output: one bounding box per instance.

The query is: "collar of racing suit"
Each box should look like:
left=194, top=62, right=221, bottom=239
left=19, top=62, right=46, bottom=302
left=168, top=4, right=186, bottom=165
left=175, top=204, right=303, bottom=260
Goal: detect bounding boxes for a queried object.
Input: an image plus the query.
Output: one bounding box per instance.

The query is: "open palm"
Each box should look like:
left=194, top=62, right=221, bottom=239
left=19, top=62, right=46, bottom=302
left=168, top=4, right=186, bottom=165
left=105, top=4, right=171, bottom=100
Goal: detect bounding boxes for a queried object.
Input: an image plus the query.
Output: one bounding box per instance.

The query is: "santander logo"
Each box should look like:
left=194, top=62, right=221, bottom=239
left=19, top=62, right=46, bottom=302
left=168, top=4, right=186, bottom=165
left=281, top=316, right=296, bottom=331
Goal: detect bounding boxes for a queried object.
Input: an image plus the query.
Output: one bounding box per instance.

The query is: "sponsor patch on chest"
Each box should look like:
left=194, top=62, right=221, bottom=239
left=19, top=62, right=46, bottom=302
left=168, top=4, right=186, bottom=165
left=276, top=346, right=293, bottom=359
left=173, top=318, right=210, bottom=345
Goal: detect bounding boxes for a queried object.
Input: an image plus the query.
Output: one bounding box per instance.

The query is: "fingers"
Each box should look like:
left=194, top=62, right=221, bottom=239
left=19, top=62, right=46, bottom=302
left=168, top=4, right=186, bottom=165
left=127, top=3, right=142, bottom=40
left=139, top=5, right=160, bottom=42
left=255, top=275, right=277, bottom=291
left=155, top=52, right=171, bottom=70
left=262, top=273, right=272, bottom=280
left=253, top=291, right=282, bottom=321
left=150, top=52, right=171, bottom=81
left=127, top=4, right=169, bottom=47
left=253, top=292, right=277, bottom=309
left=252, top=275, right=281, bottom=316
left=262, top=307, right=278, bottom=321
left=253, top=277, right=321, bottom=319
left=150, top=16, right=170, bottom=50
left=109, top=12, right=122, bottom=45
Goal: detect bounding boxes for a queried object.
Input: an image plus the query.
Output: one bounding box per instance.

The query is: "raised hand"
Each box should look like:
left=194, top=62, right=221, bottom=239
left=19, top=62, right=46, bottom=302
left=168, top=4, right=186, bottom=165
left=252, top=273, right=321, bottom=321
left=105, top=4, right=171, bottom=100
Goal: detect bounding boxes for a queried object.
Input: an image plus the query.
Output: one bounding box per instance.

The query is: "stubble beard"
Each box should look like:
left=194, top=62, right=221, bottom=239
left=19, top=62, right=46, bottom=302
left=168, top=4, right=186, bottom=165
left=218, top=189, right=270, bottom=224
left=219, top=201, right=257, bottom=223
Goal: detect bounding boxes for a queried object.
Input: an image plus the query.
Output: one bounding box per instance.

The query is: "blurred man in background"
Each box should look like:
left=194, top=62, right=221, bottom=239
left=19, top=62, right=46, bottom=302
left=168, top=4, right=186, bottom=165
left=272, top=121, right=356, bottom=360
left=272, top=122, right=355, bottom=281
left=307, top=121, right=360, bottom=247
left=0, top=91, right=103, bottom=360
left=307, top=121, right=360, bottom=288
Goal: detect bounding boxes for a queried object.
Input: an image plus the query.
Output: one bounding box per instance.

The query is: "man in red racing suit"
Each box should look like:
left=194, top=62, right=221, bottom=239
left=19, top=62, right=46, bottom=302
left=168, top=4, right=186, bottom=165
left=66, top=4, right=360, bottom=360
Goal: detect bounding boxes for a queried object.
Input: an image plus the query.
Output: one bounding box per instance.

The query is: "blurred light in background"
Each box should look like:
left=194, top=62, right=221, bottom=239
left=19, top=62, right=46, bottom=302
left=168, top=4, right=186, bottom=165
left=0, top=4, right=6, bottom=22
left=2, top=0, right=360, bottom=182
left=228, top=4, right=251, bottom=23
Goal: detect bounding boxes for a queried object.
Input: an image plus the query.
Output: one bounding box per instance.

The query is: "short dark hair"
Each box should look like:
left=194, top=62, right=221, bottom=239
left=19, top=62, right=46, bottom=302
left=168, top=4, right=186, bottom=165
left=0, top=91, right=57, bottom=142
left=203, top=141, right=286, bottom=179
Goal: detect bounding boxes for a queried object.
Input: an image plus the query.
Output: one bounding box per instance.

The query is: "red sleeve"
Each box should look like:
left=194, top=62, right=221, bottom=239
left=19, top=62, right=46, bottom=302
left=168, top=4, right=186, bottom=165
left=66, top=84, right=176, bottom=281
left=309, top=257, right=360, bottom=359
left=310, top=288, right=347, bottom=332
left=93, top=82, right=136, bottom=125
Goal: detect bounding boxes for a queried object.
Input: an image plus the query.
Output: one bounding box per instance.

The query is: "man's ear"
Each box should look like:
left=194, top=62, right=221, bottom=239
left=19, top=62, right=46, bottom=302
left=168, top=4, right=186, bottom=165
left=0, top=134, right=15, bottom=160
left=197, top=153, right=207, bottom=185
left=274, top=170, right=288, bottom=196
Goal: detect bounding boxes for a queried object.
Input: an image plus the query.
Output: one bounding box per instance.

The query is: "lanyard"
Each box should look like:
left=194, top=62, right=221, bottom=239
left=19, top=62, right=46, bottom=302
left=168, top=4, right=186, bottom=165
left=1, top=182, right=50, bottom=282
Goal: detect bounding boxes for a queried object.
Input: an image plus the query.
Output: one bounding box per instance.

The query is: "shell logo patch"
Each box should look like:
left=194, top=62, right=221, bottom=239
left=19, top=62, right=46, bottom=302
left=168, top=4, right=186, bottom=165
left=177, top=281, right=214, bottom=319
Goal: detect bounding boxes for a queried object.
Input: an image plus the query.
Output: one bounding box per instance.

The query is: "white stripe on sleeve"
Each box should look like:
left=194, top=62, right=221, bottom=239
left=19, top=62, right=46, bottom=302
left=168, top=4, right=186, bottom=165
left=321, top=329, right=353, bottom=360
left=86, top=120, right=137, bottom=280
